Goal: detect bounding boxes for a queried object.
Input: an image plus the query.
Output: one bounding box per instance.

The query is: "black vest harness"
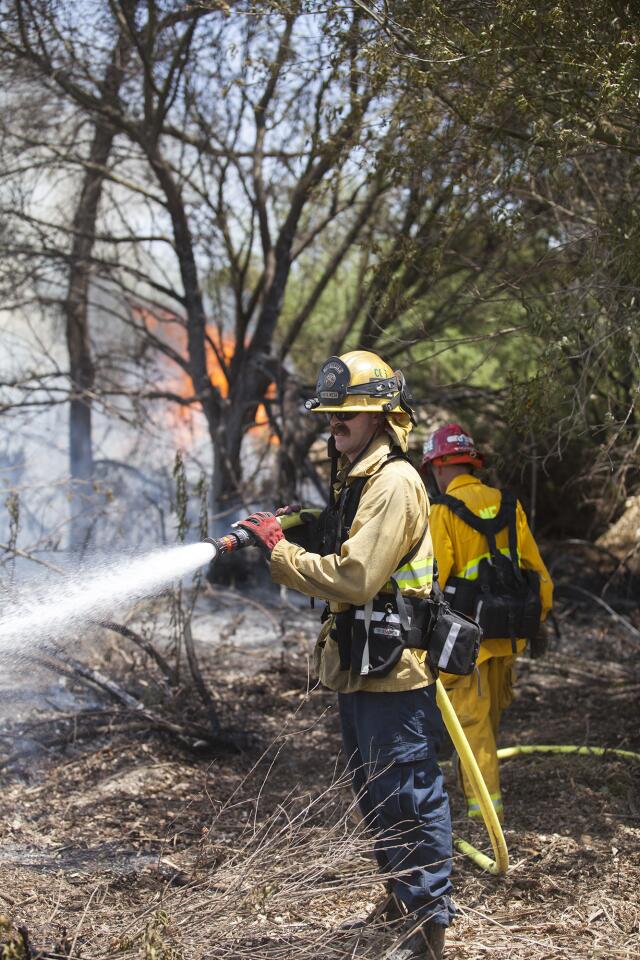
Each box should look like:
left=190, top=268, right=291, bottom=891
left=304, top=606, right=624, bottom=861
left=333, top=452, right=410, bottom=552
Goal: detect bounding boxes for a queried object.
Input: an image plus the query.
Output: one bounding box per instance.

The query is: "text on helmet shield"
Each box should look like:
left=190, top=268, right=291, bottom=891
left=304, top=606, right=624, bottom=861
left=316, top=356, right=350, bottom=402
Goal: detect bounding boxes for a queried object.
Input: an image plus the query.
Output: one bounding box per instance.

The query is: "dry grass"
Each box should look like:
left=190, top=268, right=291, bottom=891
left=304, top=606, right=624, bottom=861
left=0, top=602, right=639, bottom=959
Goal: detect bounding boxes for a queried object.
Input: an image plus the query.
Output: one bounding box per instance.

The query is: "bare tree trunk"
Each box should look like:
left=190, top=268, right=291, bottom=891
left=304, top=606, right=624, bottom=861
left=148, top=153, right=229, bottom=521
left=65, top=16, right=133, bottom=552
left=271, top=373, right=325, bottom=503
left=65, top=140, right=103, bottom=551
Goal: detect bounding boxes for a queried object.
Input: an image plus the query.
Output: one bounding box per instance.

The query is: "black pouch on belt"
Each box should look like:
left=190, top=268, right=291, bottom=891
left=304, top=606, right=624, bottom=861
left=331, top=609, right=355, bottom=671
left=350, top=594, right=433, bottom=678
left=350, top=598, right=406, bottom=677
left=426, top=601, right=482, bottom=675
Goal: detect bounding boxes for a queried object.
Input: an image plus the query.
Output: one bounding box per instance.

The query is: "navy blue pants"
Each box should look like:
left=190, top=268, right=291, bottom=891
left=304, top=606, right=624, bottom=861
left=338, top=685, right=455, bottom=926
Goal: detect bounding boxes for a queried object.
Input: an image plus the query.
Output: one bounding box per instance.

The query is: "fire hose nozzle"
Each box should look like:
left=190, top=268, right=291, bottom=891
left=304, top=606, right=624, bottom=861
left=201, top=528, right=253, bottom=558
left=203, top=509, right=322, bottom=560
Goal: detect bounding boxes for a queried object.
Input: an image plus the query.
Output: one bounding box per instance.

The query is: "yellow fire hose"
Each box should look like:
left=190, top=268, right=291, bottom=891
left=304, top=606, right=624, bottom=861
left=437, top=680, right=640, bottom=875
left=276, top=510, right=322, bottom=531
left=278, top=514, right=640, bottom=877
left=496, top=744, right=640, bottom=763
left=436, top=679, right=510, bottom=875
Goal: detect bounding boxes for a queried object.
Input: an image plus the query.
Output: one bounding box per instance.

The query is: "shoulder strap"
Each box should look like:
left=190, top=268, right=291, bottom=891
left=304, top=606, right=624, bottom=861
left=432, top=489, right=520, bottom=568
left=337, top=451, right=410, bottom=547
left=504, top=491, right=523, bottom=578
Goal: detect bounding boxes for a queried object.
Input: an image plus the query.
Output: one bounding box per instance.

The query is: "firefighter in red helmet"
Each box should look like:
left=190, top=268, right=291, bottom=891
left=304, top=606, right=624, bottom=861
left=422, top=424, right=553, bottom=822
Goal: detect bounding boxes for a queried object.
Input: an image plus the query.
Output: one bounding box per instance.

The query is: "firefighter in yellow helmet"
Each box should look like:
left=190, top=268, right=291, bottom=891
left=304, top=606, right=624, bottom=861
left=236, top=351, right=455, bottom=960
left=421, top=424, right=553, bottom=824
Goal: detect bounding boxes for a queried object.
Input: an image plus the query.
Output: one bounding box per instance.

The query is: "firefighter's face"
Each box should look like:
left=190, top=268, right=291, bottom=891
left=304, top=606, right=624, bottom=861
left=330, top=411, right=382, bottom=461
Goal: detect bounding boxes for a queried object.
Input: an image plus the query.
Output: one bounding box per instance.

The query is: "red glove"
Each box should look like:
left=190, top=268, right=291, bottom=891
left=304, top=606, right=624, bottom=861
left=275, top=503, right=302, bottom=517
left=234, top=511, right=284, bottom=555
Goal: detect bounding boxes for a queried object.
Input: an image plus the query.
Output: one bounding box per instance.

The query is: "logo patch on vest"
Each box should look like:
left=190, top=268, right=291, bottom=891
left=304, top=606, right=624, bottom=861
left=372, top=625, right=402, bottom=638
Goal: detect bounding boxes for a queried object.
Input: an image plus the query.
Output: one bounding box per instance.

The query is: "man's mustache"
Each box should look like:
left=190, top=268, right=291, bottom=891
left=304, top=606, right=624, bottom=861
left=331, top=424, right=349, bottom=436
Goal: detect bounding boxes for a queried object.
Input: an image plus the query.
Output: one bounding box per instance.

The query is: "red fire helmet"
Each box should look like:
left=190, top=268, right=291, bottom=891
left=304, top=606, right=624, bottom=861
left=421, top=423, right=484, bottom=470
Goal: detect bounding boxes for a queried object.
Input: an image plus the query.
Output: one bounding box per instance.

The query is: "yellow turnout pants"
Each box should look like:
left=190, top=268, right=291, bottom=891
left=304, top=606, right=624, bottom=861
left=441, top=656, right=515, bottom=822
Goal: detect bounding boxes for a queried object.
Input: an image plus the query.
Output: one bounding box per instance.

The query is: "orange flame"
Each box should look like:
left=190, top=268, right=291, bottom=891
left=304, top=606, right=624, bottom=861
left=133, top=306, right=278, bottom=448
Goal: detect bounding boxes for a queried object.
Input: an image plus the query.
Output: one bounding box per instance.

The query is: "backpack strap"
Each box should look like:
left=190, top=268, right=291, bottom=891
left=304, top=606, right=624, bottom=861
left=432, top=489, right=521, bottom=572
left=336, top=452, right=410, bottom=550
left=503, top=491, right=524, bottom=581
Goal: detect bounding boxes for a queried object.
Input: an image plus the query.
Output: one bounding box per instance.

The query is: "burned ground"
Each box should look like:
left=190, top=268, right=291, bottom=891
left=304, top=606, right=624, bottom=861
left=0, top=581, right=638, bottom=960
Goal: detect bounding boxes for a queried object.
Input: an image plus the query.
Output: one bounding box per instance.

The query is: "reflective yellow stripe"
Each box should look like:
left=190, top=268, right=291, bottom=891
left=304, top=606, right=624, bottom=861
left=457, top=547, right=521, bottom=581
left=467, top=793, right=503, bottom=818
left=393, top=560, right=434, bottom=587
left=383, top=557, right=434, bottom=593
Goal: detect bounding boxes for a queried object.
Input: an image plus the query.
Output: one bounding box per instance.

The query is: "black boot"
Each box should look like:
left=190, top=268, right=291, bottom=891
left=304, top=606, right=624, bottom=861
left=385, top=917, right=446, bottom=960
left=340, top=886, right=406, bottom=931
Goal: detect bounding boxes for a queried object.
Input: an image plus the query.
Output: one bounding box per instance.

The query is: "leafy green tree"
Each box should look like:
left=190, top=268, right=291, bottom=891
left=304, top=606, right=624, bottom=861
left=349, top=0, right=640, bottom=531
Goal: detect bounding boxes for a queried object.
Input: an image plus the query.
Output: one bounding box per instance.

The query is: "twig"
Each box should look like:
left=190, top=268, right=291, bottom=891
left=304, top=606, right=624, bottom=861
left=601, top=541, right=640, bottom=597
left=562, top=584, right=640, bottom=647
left=556, top=538, right=636, bottom=575
left=183, top=620, right=221, bottom=737
left=68, top=883, right=101, bottom=959
left=0, top=541, right=65, bottom=575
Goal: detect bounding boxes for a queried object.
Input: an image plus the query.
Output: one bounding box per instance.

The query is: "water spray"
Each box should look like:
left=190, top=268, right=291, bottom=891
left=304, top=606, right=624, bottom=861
left=0, top=512, right=321, bottom=657
left=0, top=542, right=216, bottom=656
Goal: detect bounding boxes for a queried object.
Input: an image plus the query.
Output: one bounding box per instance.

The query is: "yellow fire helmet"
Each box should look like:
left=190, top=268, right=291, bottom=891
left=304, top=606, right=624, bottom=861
left=305, top=350, right=416, bottom=448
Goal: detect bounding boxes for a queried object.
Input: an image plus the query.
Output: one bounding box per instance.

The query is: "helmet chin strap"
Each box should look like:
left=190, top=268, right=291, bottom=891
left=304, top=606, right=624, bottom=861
left=328, top=434, right=338, bottom=507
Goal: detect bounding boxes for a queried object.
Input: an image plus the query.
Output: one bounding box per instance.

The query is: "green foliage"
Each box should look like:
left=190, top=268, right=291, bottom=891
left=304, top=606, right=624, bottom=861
left=117, top=910, right=184, bottom=960
left=343, top=0, right=640, bottom=531
left=141, top=911, right=183, bottom=960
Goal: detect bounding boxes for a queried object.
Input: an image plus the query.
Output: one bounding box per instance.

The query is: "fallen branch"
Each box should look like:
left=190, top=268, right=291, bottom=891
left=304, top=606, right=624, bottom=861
left=32, top=651, right=238, bottom=751
left=560, top=584, right=640, bottom=647
left=53, top=650, right=142, bottom=710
